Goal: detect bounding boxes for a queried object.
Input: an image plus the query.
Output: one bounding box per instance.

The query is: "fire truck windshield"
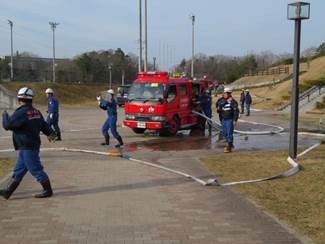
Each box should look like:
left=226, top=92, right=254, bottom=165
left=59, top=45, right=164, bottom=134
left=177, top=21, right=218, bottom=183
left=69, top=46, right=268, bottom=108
left=128, top=82, right=165, bottom=104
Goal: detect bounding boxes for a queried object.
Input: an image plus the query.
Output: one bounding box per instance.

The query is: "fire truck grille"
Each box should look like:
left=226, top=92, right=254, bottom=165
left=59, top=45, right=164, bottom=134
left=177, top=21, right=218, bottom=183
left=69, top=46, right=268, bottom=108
left=135, top=116, right=151, bottom=122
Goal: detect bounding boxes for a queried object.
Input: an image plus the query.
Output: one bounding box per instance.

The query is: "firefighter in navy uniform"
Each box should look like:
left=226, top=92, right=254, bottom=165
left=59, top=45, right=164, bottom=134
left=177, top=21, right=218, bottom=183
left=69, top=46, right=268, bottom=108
left=197, top=89, right=212, bottom=134
left=45, top=88, right=61, bottom=141
left=97, top=89, right=124, bottom=148
left=217, top=87, right=239, bottom=153
left=0, top=87, right=56, bottom=200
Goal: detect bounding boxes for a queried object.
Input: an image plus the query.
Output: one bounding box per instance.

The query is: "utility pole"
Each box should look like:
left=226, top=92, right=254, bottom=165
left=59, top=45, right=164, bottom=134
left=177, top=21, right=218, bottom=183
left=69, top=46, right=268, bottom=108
left=138, top=0, right=143, bottom=72
left=153, top=57, right=156, bottom=71
left=190, top=15, right=195, bottom=79
left=8, top=20, right=14, bottom=81
left=108, top=65, right=112, bottom=89
left=144, top=0, right=148, bottom=72
left=49, top=22, right=59, bottom=82
left=121, top=70, right=125, bottom=86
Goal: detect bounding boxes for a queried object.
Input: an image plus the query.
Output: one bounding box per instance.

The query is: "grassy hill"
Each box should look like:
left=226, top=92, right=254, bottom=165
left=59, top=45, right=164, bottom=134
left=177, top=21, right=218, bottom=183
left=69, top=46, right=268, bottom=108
left=1, top=82, right=111, bottom=108
left=232, top=56, right=325, bottom=111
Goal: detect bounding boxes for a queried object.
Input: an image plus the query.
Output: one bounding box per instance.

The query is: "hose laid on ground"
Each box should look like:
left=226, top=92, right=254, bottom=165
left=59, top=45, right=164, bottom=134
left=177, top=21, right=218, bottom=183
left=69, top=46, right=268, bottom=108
left=192, top=110, right=284, bottom=135
left=0, top=143, right=322, bottom=187
left=210, top=142, right=322, bottom=186
left=120, top=153, right=208, bottom=185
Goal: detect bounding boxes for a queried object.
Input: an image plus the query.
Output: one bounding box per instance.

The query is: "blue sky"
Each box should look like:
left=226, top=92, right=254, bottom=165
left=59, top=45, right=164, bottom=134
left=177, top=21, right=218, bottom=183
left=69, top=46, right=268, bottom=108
left=0, top=0, right=324, bottom=69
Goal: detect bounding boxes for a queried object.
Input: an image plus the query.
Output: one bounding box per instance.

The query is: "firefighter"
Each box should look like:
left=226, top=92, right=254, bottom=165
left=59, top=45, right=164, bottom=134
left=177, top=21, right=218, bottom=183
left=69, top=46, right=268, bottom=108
left=198, top=89, right=212, bottom=134
left=1, top=87, right=56, bottom=200
left=245, top=89, right=252, bottom=116
left=240, top=89, right=246, bottom=114
left=45, top=88, right=61, bottom=141
left=217, top=87, right=239, bottom=153
left=97, top=89, right=124, bottom=148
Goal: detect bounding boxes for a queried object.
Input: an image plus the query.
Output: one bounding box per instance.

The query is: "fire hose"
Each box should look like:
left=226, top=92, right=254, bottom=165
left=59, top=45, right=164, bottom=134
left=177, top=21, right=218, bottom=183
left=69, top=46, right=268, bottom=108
left=0, top=142, right=322, bottom=186
left=191, top=110, right=284, bottom=135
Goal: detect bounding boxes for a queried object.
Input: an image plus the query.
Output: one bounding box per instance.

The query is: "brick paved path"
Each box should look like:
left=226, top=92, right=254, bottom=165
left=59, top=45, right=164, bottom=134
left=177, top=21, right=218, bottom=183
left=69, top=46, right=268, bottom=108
left=0, top=109, right=305, bottom=244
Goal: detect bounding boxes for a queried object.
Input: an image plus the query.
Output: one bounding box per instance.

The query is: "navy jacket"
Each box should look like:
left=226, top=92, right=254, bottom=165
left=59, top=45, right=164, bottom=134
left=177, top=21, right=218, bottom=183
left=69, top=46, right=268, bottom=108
left=245, top=93, right=252, bottom=105
left=47, top=96, right=59, bottom=113
left=198, top=95, right=212, bottom=118
left=216, top=97, right=239, bottom=121
left=99, top=97, right=118, bottom=117
left=2, top=104, right=54, bottom=150
left=240, top=92, right=246, bottom=104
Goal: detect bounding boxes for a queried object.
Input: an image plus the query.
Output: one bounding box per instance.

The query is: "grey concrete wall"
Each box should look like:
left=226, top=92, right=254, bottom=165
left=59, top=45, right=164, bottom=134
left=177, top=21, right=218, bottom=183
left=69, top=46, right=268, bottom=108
left=0, top=84, right=18, bottom=110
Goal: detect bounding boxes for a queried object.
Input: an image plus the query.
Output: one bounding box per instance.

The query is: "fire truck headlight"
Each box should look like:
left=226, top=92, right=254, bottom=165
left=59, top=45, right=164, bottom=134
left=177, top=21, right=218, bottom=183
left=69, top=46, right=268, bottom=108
left=126, top=114, right=136, bottom=120
left=148, top=107, right=155, bottom=113
left=151, top=116, right=166, bottom=121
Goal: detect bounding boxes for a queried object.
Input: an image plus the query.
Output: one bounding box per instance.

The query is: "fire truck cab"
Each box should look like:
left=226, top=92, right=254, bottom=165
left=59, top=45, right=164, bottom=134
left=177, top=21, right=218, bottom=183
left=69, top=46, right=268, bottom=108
left=124, top=72, right=207, bottom=135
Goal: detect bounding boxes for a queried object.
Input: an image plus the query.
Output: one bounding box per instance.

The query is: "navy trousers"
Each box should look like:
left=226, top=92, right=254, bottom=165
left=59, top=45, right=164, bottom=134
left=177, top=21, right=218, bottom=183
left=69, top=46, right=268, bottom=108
left=101, top=116, right=120, bottom=138
left=12, top=150, right=49, bottom=183
left=246, top=103, right=251, bottom=114
left=47, top=112, right=61, bottom=135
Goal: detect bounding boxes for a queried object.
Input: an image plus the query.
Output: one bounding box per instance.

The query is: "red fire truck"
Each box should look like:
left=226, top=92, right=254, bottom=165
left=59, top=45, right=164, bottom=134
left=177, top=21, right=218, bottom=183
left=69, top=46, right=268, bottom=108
left=123, top=72, right=208, bottom=135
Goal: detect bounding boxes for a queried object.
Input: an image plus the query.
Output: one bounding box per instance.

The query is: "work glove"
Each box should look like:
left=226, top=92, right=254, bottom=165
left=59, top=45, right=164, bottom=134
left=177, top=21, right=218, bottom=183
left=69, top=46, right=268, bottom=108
left=47, top=133, right=57, bottom=142
left=2, top=110, right=8, bottom=117
left=97, top=96, right=101, bottom=105
left=49, top=113, right=53, bottom=119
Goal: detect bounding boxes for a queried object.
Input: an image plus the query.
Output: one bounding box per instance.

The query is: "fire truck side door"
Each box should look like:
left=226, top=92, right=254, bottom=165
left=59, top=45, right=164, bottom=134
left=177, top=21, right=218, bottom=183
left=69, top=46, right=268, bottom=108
left=165, top=84, right=179, bottom=120
left=179, top=84, right=190, bottom=119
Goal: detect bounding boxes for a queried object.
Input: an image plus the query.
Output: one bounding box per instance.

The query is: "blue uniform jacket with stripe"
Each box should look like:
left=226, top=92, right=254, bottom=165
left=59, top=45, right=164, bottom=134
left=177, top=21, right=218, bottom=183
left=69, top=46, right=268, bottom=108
left=2, top=103, right=54, bottom=150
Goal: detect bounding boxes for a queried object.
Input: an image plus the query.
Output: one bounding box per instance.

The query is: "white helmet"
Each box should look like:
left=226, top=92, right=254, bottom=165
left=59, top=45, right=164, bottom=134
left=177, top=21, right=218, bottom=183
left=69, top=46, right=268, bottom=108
left=17, top=87, right=33, bottom=100
left=224, top=87, right=233, bottom=93
left=45, top=88, right=54, bottom=94
left=107, top=89, right=115, bottom=95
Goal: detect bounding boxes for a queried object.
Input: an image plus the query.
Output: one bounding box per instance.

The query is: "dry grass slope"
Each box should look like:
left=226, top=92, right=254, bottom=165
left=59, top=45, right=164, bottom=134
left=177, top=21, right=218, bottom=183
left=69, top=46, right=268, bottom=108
left=232, top=56, right=325, bottom=110
left=2, top=82, right=110, bottom=107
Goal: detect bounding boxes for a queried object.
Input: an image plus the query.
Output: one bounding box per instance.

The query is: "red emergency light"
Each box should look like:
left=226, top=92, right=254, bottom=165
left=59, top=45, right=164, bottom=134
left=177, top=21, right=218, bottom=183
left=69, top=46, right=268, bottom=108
left=137, top=72, right=169, bottom=78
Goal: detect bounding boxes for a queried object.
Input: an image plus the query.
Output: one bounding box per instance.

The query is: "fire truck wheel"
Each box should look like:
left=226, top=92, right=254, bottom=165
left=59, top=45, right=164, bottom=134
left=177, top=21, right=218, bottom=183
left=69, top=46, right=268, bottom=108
left=132, top=128, right=146, bottom=134
left=167, top=117, right=180, bottom=136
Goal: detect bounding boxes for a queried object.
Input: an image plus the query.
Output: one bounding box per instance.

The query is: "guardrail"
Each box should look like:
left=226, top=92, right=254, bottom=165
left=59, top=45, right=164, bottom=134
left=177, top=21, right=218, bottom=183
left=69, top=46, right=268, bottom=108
left=278, top=85, right=325, bottom=111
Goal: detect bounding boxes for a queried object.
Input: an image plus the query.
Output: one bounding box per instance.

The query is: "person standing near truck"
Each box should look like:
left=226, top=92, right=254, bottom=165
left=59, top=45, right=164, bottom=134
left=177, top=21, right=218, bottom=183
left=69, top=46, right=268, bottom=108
left=217, top=87, right=239, bottom=153
left=245, top=89, right=252, bottom=116
left=198, top=89, right=212, bottom=134
left=97, top=89, right=124, bottom=148
left=240, top=89, right=246, bottom=114
left=1, top=87, right=56, bottom=200
left=45, top=88, right=61, bottom=141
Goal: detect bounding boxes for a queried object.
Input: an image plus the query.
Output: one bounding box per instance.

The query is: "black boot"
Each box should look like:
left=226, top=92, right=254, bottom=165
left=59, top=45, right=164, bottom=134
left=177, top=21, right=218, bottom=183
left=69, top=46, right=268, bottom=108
left=56, top=132, right=62, bottom=141
left=0, top=178, right=20, bottom=200
left=115, top=136, right=124, bottom=148
left=35, top=179, right=53, bottom=198
left=101, top=135, right=110, bottom=146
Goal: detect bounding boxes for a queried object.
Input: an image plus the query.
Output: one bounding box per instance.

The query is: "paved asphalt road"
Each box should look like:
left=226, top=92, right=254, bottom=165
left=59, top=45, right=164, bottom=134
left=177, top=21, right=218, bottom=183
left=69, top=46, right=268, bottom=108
left=0, top=108, right=314, bottom=244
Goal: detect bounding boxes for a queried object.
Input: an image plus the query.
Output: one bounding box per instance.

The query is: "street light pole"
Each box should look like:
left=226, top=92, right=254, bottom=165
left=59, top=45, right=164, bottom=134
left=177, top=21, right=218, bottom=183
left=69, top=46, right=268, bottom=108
left=49, top=22, right=59, bottom=83
left=287, top=1, right=310, bottom=159
left=190, top=14, right=195, bottom=78
left=8, top=20, right=14, bottom=81
left=138, top=0, right=143, bottom=72
left=144, top=0, right=148, bottom=72
left=289, top=19, right=301, bottom=159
